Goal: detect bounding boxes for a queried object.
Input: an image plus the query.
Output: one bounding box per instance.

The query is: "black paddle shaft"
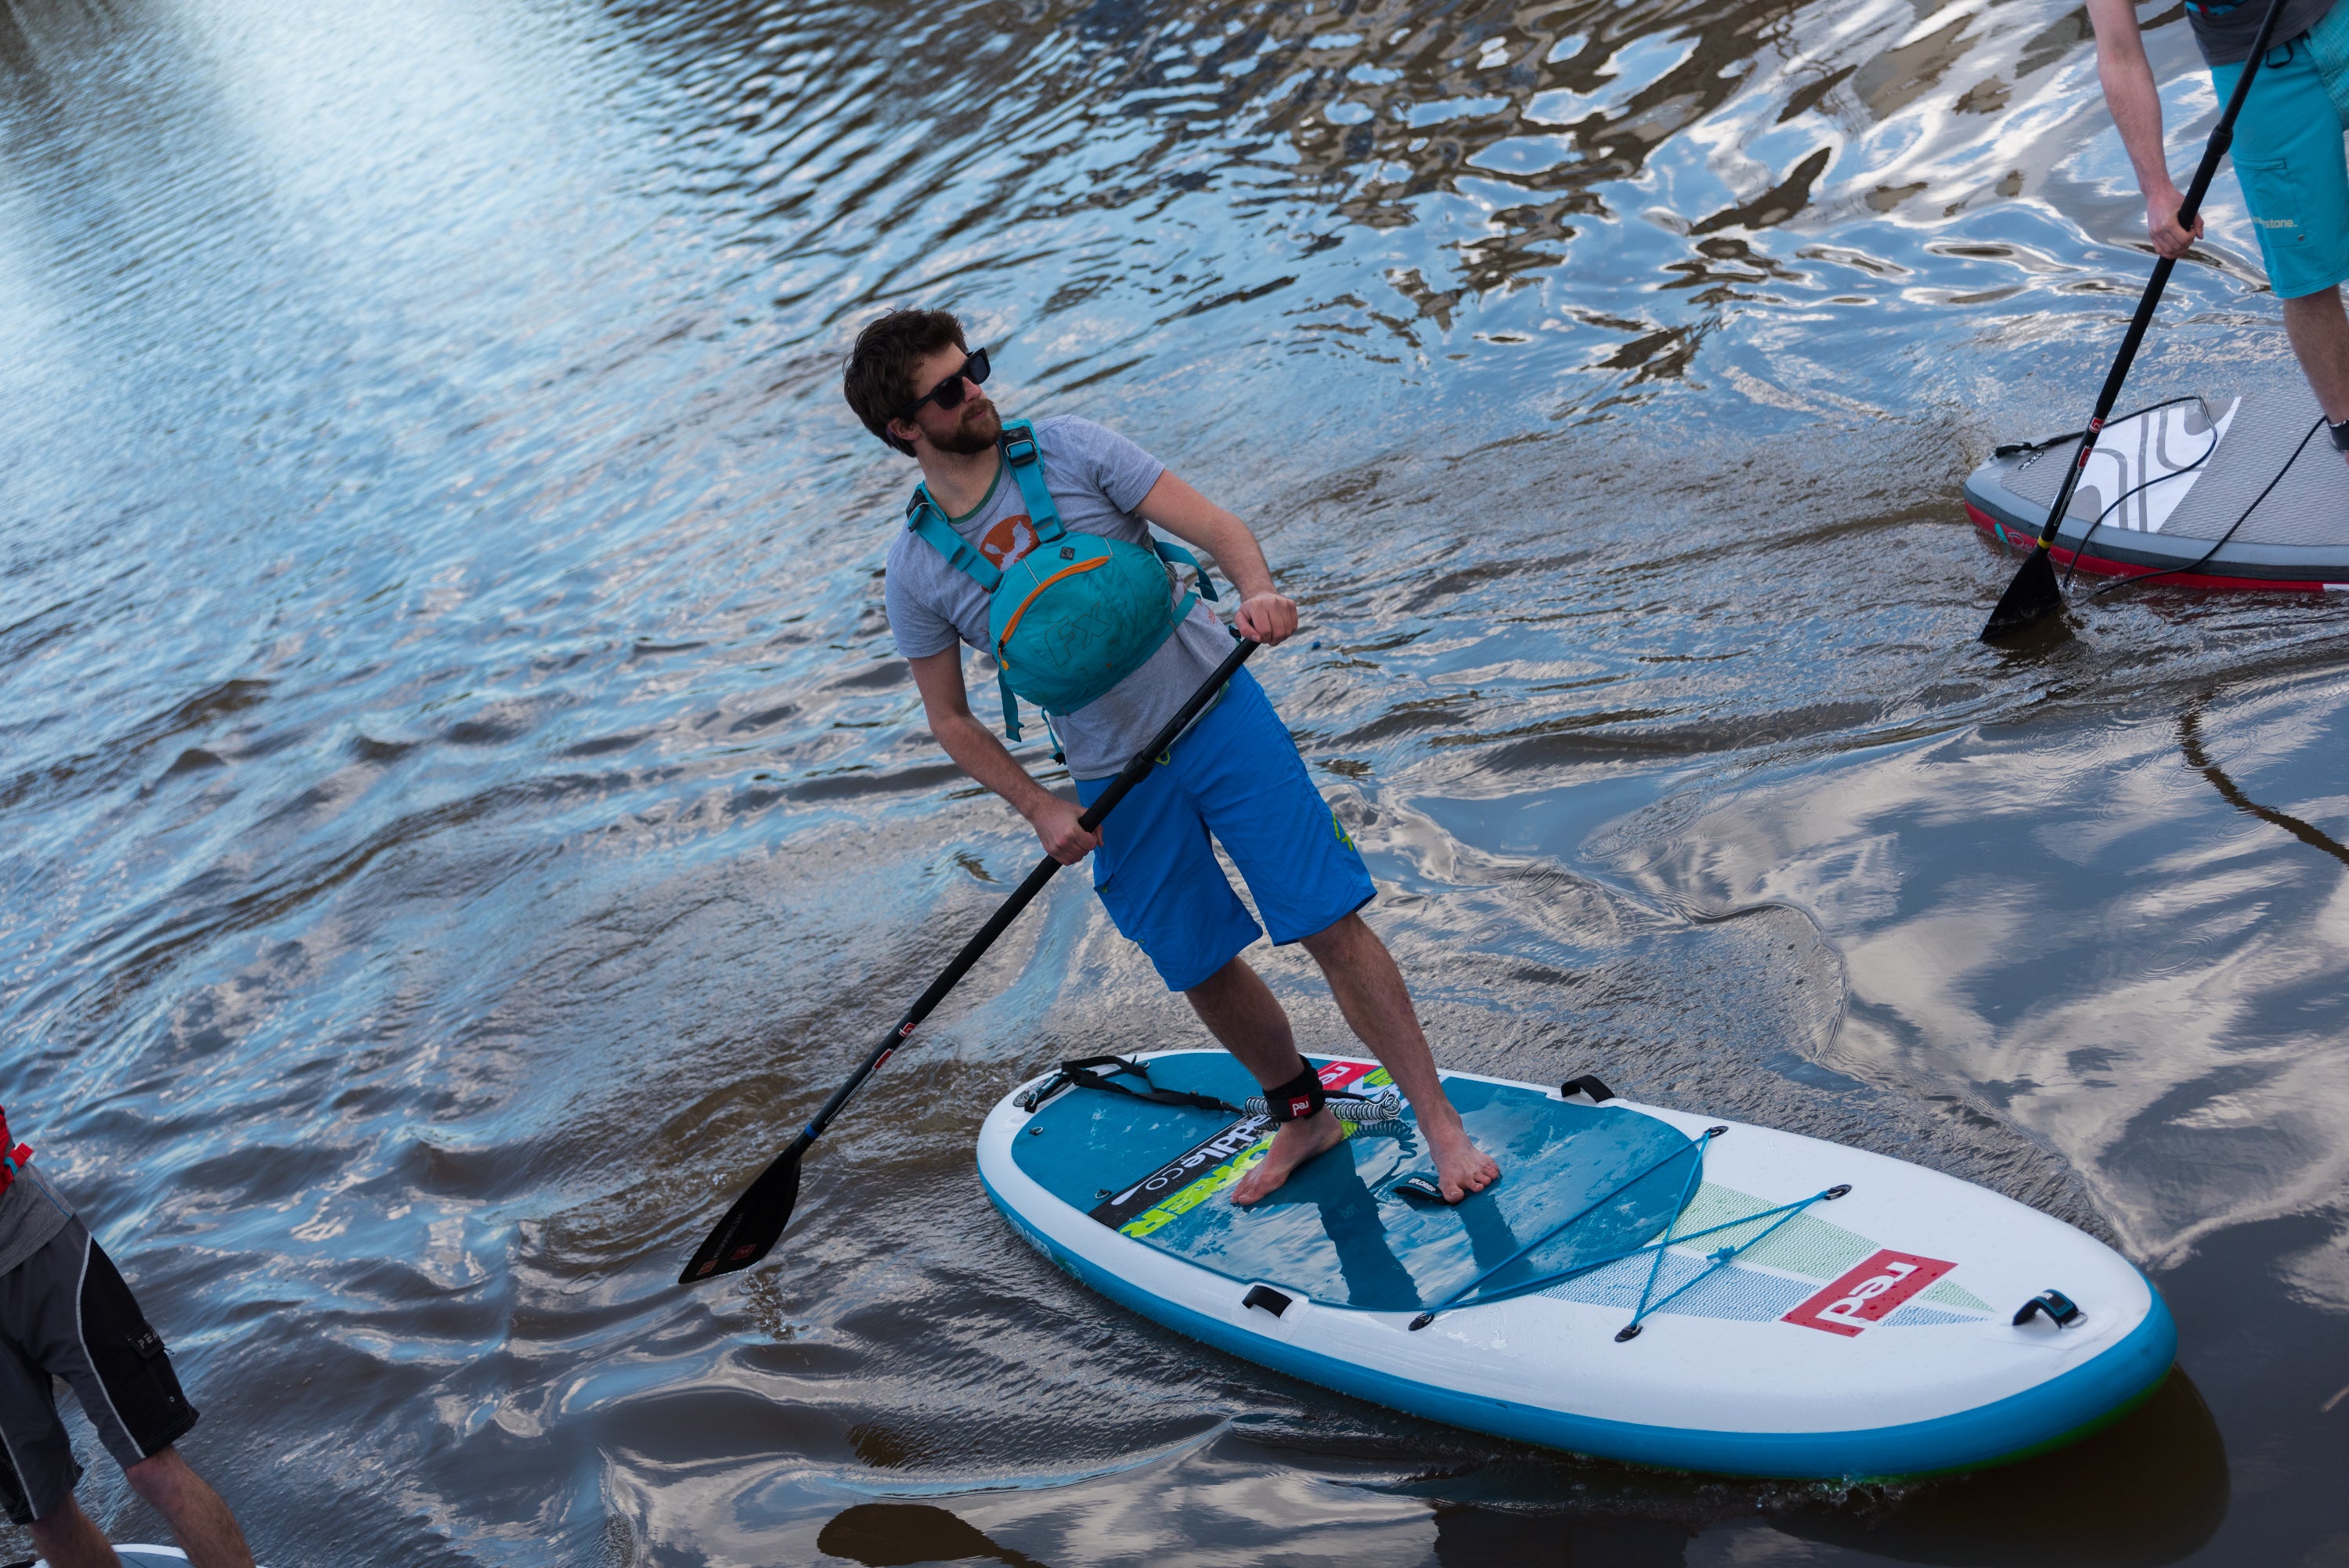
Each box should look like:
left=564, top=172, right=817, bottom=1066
left=680, top=633, right=1261, bottom=1283
left=1982, top=0, right=2293, bottom=639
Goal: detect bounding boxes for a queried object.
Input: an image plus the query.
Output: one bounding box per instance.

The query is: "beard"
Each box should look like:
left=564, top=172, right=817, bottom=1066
left=930, top=397, right=1001, bottom=456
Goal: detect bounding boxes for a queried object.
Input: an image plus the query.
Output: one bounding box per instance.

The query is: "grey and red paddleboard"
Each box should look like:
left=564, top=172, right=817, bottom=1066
left=1966, top=393, right=2349, bottom=591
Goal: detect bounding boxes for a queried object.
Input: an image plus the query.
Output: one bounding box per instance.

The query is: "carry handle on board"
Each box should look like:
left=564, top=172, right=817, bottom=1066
left=677, top=631, right=1262, bottom=1285
left=1979, top=0, right=2294, bottom=640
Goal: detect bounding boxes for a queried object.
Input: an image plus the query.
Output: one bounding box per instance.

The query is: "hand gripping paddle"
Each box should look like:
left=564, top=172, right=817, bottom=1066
left=1982, top=0, right=2293, bottom=640
left=679, top=633, right=1261, bottom=1284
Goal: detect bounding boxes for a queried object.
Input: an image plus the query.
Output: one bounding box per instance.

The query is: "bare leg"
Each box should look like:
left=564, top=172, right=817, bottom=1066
left=2282, top=287, right=2349, bottom=452
left=1182, top=957, right=1346, bottom=1204
left=1298, top=914, right=1499, bottom=1202
left=122, top=1447, right=253, bottom=1568
left=27, top=1493, right=117, bottom=1568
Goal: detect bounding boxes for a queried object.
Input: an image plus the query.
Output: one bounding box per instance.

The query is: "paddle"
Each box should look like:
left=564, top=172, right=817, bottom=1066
left=1981, top=0, right=2293, bottom=640
left=678, top=632, right=1262, bottom=1284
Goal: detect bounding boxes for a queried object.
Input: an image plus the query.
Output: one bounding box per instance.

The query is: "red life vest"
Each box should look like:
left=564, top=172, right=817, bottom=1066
left=0, top=1109, right=29, bottom=1197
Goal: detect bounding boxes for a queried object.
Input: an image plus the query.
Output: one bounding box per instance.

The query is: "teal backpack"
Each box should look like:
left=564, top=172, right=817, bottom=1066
left=905, top=419, right=1216, bottom=741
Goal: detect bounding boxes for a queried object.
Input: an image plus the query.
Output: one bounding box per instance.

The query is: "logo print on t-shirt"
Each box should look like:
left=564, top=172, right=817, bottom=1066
left=980, top=513, right=1038, bottom=568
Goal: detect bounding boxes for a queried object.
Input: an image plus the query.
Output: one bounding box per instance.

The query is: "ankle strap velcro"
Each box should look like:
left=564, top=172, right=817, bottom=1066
left=1261, top=1062, right=1326, bottom=1123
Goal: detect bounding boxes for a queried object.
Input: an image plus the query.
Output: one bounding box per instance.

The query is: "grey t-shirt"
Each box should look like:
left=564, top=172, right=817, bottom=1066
left=0, top=1158, right=74, bottom=1279
left=2185, top=0, right=2333, bottom=65
left=883, top=415, right=1232, bottom=780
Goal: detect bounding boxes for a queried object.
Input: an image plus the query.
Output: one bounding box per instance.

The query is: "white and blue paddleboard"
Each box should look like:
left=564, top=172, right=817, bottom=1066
left=978, top=1052, right=2176, bottom=1480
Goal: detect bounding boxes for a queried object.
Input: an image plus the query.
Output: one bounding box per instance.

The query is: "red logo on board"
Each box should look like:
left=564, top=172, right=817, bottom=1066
left=1782, top=1249, right=1955, bottom=1337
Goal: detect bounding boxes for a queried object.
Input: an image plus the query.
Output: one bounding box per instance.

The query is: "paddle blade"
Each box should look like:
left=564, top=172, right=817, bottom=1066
left=1980, top=546, right=2064, bottom=640
left=677, top=1144, right=803, bottom=1285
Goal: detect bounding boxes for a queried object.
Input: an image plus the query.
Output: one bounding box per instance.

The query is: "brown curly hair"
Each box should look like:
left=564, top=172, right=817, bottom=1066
left=843, top=308, right=968, bottom=456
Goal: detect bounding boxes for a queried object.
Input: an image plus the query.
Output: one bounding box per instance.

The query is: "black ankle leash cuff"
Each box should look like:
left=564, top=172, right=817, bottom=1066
left=1261, top=1062, right=1326, bottom=1123
left=2329, top=416, right=2349, bottom=452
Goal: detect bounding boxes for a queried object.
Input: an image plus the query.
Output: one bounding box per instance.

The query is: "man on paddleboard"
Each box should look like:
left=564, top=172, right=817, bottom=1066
left=0, top=1117, right=254, bottom=1567
left=2090, top=0, right=2349, bottom=453
left=846, top=308, right=1499, bottom=1205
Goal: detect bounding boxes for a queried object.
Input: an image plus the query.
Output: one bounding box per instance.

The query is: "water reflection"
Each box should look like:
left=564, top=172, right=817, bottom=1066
left=590, top=0, right=2263, bottom=425
left=1775, top=1371, right=2228, bottom=1566
left=818, top=1502, right=1049, bottom=1568
left=0, top=0, right=2340, bottom=1559
left=2179, top=697, right=2349, bottom=870
left=1430, top=1507, right=1693, bottom=1566
left=1380, top=1368, right=2224, bottom=1567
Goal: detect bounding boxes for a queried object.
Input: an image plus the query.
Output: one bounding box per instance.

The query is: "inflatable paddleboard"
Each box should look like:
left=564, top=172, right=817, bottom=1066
left=1965, top=393, right=2349, bottom=590
left=978, top=1052, right=2175, bottom=1480
left=34, top=1548, right=200, bottom=1567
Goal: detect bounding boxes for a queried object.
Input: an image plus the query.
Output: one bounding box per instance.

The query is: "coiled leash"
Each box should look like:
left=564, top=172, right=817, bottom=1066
left=1246, top=1058, right=1405, bottom=1126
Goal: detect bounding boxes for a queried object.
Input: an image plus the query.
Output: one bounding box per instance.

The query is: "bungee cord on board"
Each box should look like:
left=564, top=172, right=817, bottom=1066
left=2082, top=416, right=2323, bottom=600
left=2058, top=395, right=2224, bottom=591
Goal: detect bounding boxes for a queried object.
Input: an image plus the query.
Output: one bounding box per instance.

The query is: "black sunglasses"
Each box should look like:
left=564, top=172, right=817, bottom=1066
left=900, top=347, right=990, bottom=420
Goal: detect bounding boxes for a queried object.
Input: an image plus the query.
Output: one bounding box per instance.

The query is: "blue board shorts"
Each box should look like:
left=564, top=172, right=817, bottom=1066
left=2216, top=5, right=2349, bottom=299
left=1073, top=668, right=1376, bottom=992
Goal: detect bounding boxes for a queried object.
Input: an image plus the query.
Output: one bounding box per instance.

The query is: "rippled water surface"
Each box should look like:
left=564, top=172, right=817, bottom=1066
left=4, top=0, right=2347, bottom=1560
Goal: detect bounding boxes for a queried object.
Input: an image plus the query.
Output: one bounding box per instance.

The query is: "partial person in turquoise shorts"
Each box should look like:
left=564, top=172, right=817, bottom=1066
left=2090, top=0, right=2349, bottom=453
left=843, top=307, right=1501, bottom=1205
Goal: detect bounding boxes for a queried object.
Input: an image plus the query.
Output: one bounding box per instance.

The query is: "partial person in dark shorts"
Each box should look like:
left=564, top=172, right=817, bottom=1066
left=0, top=1121, right=252, bottom=1568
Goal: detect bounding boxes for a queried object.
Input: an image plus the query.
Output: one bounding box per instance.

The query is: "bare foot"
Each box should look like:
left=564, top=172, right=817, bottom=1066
left=1425, top=1119, right=1500, bottom=1203
left=1231, top=1110, right=1346, bottom=1205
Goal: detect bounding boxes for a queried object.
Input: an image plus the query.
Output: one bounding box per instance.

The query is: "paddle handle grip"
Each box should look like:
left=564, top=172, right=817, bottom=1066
left=799, top=635, right=1261, bottom=1148
left=2029, top=0, right=2292, bottom=554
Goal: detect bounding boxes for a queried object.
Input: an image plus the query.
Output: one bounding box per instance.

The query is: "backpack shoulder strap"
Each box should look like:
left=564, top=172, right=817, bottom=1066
left=999, top=420, right=1217, bottom=607
left=1151, top=538, right=1219, bottom=602
left=904, top=485, right=1001, bottom=593
left=998, top=420, right=1066, bottom=543
left=903, top=485, right=1029, bottom=741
